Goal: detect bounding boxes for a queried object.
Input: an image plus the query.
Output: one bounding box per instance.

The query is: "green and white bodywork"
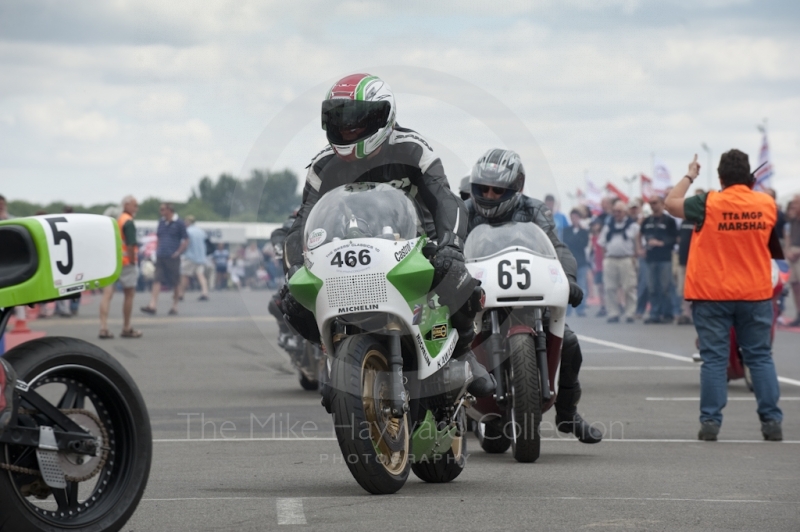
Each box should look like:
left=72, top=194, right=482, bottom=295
left=288, top=183, right=457, bottom=380
left=0, top=214, right=121, bottom=308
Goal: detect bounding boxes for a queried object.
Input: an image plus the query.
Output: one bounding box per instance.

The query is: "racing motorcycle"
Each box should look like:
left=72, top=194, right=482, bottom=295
left=0, top=214, right=152, bottom=532
left=463, top=222, right=569, bottom=463
left=288, top=183, right=473, bottom=494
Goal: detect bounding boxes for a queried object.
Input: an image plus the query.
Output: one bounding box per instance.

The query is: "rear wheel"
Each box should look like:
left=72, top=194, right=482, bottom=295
left=330, top=335, right=409, bottom=494
left=508, top=334, right=541, bottom=463
left=0, top=337, right=151, bottom=532
left=411, top=410, right=467, bottom=483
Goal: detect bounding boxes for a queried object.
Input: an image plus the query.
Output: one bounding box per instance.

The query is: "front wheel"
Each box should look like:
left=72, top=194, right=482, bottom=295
left=330, top=335, right=409, bottom=494
left=411, top=410, right=467, bottom=483
left=0, top=337, right=152, bottom=532
left=508, top=334, right=542, bottom=463
left=474, top=417, right=511, bottom=454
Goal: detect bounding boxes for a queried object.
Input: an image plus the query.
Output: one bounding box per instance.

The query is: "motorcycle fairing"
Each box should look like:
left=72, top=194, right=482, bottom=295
left=0, top=214, right=121, bottom=308
left=291, top=236, right=457, bottom=380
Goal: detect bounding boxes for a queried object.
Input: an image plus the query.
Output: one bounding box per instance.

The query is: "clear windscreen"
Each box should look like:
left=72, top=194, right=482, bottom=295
left=304, top=183, right=421, bottom=250
left=464, top=222, right=556, bottom=260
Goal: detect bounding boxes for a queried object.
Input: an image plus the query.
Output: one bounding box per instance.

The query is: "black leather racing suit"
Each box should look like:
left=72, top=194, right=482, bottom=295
left=283, top=126, right=477, bottom=345
left=466, top=195, right=587, bottom=420
left=269, top=215, right=296, bottom=336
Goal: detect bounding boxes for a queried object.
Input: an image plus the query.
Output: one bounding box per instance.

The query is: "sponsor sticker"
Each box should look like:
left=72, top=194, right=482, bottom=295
left=307, top=228, right=327, bottom=249
left=549, top=265, right=562, bottom=283
left=59, top=283, right=85, bottom=296
left=431, top=323, right=448, bottom=340
left=394, top=242, right=412, bottom=262
left=412, top=304, right=423, bottom=325
left=416, top=333, right=432, bottom=366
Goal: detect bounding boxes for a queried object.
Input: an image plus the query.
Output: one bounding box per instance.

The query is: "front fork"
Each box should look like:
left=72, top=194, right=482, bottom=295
left=533, top=308, right=551, bottom=401
left=489, top=310, right=507, bottom=405
left=387, top=329, right=408, bottom=418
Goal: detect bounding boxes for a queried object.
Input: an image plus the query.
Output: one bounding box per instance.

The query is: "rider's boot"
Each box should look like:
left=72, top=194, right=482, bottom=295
left=555, top=387, right=602, bottom=444
left=0, top=358, right=17, bottom=433
left=454, top=329, right=496, bottom=398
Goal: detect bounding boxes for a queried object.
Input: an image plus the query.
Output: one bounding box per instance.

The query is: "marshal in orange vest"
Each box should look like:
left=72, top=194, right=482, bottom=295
left=117, top=211, right=139, bottom=267
left=684, top=184, right=776, bottom=301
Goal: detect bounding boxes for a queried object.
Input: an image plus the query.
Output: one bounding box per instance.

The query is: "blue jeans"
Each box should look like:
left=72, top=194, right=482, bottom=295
left=693, top=300, right=782, bottom=425
left=646, top=261, right=673, bottom=319
left=567, top=265, right=589, bottom=316
left=636, top=258, right=649, bottom=316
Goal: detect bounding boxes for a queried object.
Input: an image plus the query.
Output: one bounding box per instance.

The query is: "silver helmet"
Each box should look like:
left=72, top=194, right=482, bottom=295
left=470, top=149, right=525, bottom=219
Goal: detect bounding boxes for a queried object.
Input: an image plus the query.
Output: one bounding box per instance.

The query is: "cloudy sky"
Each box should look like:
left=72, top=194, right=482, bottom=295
left=1, top=0, right=798, bottom=211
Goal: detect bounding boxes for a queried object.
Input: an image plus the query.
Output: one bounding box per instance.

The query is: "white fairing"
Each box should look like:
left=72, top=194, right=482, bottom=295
left=305, top=236, right=457, bottom=380
left=34, top=213, right=118, bottom=294
left=465, top=222, right=569, bottom=339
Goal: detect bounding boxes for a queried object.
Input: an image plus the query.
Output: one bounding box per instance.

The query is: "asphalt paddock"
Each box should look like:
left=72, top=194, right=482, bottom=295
left=22, top=289, right=800, bottom=531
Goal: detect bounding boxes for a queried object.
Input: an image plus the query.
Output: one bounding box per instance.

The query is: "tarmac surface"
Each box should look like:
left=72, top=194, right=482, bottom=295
left=19, top=289, right=800, bottom=532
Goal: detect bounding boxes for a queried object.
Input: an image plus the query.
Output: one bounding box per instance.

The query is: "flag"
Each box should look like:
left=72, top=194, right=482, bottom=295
left=584, top=177, right=604, bottom=215
left=652, top=158, right=672, bottom=195
left=605, top=182, right=629, bottom=205
left=754, top=131, right=774, bottom=191
left=641, top=173, right=654, bottom=202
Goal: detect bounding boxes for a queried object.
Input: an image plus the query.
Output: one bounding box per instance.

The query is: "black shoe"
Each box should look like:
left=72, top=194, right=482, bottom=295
left=761, top=420, right=782, bottom=441
left=644, top=316, right=661, bottom=324
left=625, top=317, right=635, bottom=323
left=698, top=420, right=720, bottom=441
left=596, top=308, right=608, bottom=318
left=459, top=351, right=496, bottom=398
left=556, top=412, right=602, bottom=443
left=606, top=316, right=620, bottom=323
left=788, top=316, right=800, bottom=328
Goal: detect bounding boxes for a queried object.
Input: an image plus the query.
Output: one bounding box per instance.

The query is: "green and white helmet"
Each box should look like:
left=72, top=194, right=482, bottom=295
left=321, top=73, right=396, bottom=160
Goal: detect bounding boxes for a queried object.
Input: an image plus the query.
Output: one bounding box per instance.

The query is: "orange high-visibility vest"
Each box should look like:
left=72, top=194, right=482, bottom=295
left=684, top=185, right=775, bottom=301
left=118, top=212, right=138, bottom=267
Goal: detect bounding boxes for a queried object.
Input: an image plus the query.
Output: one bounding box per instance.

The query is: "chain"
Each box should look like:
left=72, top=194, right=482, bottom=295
left=0, top=408, right=110, bottom=483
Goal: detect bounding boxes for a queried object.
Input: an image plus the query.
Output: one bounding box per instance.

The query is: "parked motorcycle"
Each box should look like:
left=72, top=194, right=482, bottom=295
left=0, top=214, right=152, bottom=532
left=288, top=183, right=473, bottom=494
left=723, top=260, right=787, bottom=391
left=463, top=222, right=569, bottom=463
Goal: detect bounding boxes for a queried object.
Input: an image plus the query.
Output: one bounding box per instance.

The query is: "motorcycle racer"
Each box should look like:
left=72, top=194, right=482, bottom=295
left=0, top=357, right=17, bottom=434
left=282, top=73, right=495, bottom=397
left=466, top=148, right=602, bottom=443
left=269, top=210, right=298, bottom=349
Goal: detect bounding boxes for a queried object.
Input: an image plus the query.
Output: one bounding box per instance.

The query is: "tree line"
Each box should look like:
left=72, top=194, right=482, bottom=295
left=7, top=169, right=302, bottom=222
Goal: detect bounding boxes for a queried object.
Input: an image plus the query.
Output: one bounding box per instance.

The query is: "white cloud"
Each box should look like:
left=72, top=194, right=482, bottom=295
left=1, top=0, right=799, bottom=207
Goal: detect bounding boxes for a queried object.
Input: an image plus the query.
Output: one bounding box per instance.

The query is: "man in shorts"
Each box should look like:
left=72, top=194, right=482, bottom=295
left=180, top=215, right=210, bottom=301
left=100, top=195, right=143, bottom=338
left=141, top=203, right=188, bottom=316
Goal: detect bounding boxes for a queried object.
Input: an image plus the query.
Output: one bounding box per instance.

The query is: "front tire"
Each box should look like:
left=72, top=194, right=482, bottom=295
left=508, top=334, right=541, bottom=463
left=474, top=417, right=511, bottom=454
left=0, top=337, right=152, bottom=532
left=330, top=335, right=409, bottom=494
left=411, top=410, right=467, bottom=483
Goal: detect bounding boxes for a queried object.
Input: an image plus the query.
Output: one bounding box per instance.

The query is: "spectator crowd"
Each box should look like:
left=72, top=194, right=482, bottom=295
left=2, top=186, right=800, bottom=327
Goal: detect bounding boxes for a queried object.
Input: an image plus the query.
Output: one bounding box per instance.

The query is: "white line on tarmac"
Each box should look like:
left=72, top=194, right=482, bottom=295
left=277, top=498, right=307, bottom=525
left=578, top=334, right=800, bottom=386
left=647, top=397, right=800, bottom=401
left=581, top=366, right=698, bottom=370
left=138, top=495, right=796, bottom=504
left=151, top=437, right=800, bottom=444
left=578, top=335, right=694, bottom=362
left=153, top=437, right=338, bottom=442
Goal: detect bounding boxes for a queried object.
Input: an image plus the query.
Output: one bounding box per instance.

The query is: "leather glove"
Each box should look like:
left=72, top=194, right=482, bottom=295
left=568, top=281, right=584, bottom=308
left=431, top=245, right=478, bottom=310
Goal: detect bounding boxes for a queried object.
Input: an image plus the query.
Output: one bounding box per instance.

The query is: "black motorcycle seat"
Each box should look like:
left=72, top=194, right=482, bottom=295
left=0, top=225, right=39, bottom=290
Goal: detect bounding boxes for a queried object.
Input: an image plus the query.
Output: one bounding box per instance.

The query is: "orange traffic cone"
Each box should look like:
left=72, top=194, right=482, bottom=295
left=10, top=317, right=31, bottom=334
